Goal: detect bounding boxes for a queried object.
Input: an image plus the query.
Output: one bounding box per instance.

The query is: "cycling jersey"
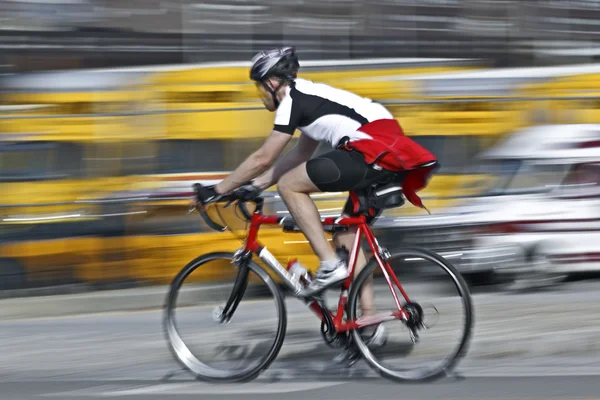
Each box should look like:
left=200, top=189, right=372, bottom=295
left=273, top=78, right=393, bottom=147
left=274, top=78, right=438, bottom=209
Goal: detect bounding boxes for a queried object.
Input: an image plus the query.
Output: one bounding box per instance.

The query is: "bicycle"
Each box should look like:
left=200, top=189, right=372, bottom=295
left=163, top=176, right=474, bottom=383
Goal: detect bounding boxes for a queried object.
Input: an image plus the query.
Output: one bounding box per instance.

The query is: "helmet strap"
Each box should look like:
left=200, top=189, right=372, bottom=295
left=261, top=80, right=285, bottom=109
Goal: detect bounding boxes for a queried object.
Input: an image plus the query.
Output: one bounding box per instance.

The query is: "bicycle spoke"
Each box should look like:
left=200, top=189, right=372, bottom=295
left=164, top=252, right=287, bottom=382
left=348, top=246, right=473, bottom=382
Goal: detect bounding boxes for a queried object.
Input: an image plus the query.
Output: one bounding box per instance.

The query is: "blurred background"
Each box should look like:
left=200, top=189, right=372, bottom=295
left=0, top=0, right=599, bottom=294
left=2, top=3, right=600, bottom=398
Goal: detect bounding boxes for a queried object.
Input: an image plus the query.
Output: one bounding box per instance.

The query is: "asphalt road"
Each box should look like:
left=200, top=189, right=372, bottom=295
left=2, top=280, right=600, bottom=399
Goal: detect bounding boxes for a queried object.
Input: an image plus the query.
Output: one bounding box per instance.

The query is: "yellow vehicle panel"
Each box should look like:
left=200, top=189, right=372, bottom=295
left=0, top=62, right=497, bottom=290
left=0, top=229, right=322, bottom=287
left=125, top=230, right=321, bottom=285
left=4, top=91, right=148, bottom=105
left=149, top=65, right=480, bottom=86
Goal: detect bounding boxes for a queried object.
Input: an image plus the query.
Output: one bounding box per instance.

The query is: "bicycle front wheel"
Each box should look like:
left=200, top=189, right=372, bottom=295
left=163, top=252, right=287, bottom=382
left=348, top=246, right=473, bottom=382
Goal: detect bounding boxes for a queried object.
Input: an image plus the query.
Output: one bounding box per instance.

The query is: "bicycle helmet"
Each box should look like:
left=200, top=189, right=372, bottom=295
left=250, top=47, right=299, bottom=108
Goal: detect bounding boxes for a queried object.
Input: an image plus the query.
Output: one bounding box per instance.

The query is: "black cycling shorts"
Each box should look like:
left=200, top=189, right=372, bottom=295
left=305, top=149, right=396, bottom=220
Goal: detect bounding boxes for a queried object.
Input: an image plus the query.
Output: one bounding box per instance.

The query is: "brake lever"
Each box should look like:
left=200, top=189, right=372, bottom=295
left=188, top=201, right=199, bottom=215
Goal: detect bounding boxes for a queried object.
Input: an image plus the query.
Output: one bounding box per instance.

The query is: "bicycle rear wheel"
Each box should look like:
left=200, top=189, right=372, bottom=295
left=348, top=246, right=473, bottom=382
left=163, top=252, right=287, bottom=382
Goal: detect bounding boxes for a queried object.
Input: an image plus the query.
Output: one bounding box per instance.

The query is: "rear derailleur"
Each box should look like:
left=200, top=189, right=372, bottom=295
left=404, top=302, right=425, bottom=344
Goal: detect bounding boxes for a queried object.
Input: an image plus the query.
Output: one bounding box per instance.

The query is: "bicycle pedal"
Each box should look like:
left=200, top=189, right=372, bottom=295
left=296, top=290, right=324, bottom=301
left=347, top=352, right=361, bottom=366
left=334, top=345, right=362, bottom=367
left=342, top=351, right=362, bottom=368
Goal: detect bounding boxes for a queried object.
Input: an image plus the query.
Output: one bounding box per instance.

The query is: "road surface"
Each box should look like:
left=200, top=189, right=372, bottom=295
left=1, top=280, right=600, bottom=399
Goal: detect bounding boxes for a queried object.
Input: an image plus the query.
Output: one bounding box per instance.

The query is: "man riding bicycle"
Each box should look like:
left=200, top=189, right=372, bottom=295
left=195, top=47, right=438, bottom=359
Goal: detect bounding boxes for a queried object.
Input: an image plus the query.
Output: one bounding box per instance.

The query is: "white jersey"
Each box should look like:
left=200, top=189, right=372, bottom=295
left=273, top=78, right=394, bottom=147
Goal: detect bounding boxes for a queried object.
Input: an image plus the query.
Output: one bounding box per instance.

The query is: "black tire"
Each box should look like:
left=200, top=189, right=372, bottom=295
left=348, top=246, right=474, bottom=382
left=163, top=252, right=287, bottom=382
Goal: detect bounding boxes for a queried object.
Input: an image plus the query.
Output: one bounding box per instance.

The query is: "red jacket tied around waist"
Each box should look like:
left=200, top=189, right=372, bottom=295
left=340, top=119, right=439, bottom=209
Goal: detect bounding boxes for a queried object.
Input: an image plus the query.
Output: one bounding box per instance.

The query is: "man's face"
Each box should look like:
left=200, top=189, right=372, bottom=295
left=255, top=79, right=277, bottom=112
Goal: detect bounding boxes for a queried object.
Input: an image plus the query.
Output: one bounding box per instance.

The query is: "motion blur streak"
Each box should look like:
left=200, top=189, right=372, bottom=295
left=0, top=1, right=599, bottom=399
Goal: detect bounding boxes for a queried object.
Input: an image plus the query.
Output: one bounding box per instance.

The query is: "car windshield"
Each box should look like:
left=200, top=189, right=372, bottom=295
left=466, top=159, right=568, bottom=196
left=460, top=159, right=521, bottom=195
left=504, top=163, right=568, bottom=194
left=557, top=163, right=600, bottom=197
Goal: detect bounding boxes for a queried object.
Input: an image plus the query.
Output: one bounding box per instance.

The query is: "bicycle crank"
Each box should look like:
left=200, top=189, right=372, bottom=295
left=320, top=302, right=348, bottom=349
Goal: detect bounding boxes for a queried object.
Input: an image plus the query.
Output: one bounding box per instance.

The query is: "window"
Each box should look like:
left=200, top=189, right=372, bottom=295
left=0, top=141, right=83, bottom=182
left=561, top=163, right=600, bottom=197
left=506, top=163, right=569, bottom=193
left=157, top=140, right=225, bottom=174
left=565, top=163, right=600, bottom=186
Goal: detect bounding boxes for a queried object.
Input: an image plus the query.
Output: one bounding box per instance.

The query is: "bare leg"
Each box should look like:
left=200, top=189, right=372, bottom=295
left=332, top=222, right=385, bottom=365
left=334, top=226, right=375, bottom=317
left=277, top=163, right=337, bottom=262
left=278, top=163, right=350, bottom=297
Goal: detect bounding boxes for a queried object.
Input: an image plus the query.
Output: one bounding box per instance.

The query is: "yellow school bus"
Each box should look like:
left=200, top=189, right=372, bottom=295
left=0, top=70, right=159, bottom=288
left=517, top=72, right=600, bottom=125
left=0, top=59, right=490, bottom=289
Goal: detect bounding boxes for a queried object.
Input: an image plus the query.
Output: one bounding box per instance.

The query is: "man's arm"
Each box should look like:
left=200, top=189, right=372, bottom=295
left=214, top=130, right=292, bottom=194
left=253, top=133, right=320, bottom=191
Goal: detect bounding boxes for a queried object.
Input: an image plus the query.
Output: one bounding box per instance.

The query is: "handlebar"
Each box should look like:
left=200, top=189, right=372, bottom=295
left=192, top=183, right=264, bottom=232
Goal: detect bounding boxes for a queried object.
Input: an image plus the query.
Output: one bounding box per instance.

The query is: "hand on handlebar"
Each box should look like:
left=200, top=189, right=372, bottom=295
left=193, top=182, right=261, bottom=205
left=191, top=182, right=261, bottom=227
left=193, top=183, right=222, bottom=205
left=233, top=183, right=262, bottom=201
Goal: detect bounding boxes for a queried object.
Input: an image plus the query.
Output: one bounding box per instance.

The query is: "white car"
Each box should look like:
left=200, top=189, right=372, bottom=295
left=377, top=124, right=600, bottom=289
left=460, top=124, right=600, bottom=288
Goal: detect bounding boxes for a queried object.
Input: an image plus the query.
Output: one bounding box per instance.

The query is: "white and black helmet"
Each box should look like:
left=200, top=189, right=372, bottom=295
left=250, top=46, right=299, bottom=83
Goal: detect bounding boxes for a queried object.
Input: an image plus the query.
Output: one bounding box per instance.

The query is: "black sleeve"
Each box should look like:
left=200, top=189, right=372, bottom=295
left=273, top=90, right=303, bottom=134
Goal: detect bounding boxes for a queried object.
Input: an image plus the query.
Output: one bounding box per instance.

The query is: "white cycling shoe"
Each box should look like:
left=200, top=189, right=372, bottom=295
left=365, top=323, right=388, bottom=348
left=298, top=261, right=349, bottom=298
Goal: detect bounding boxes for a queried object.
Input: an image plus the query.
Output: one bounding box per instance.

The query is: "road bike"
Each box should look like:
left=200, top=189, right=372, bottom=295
left=163, top=176, right=474, bottom=383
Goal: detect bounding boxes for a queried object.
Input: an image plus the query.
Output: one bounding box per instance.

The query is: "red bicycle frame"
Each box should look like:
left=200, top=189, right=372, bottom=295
left=241, top=194, right=412, bottom=333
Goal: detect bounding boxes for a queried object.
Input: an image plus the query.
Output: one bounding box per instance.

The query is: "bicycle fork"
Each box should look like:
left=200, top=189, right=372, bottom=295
left=215, top=246, right=305, bottom=324
left=213, top=250, right=252, bottom=324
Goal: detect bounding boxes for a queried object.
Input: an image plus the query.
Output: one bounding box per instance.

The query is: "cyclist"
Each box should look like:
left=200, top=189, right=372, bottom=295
left=195, top=47, right=438, bottom=360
